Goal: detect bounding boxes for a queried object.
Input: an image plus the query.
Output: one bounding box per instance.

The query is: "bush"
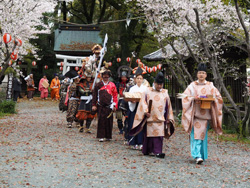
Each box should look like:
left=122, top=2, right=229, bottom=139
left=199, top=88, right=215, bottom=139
left=0, top=100, right=16, bottom=114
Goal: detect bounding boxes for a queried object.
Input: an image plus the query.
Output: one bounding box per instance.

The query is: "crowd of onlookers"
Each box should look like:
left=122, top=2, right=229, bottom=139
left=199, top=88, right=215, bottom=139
left=12, top=73, right=61, bottom=101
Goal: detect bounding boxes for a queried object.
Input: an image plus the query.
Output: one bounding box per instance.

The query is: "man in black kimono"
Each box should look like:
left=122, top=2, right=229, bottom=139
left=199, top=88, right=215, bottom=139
left=92, top=70, right=118, bottom=142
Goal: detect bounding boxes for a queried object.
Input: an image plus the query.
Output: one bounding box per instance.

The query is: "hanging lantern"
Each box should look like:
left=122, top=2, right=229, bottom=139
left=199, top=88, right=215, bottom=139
left=8, top=60, right=13, bottom=66
left=117, top=58, right=121, bottom=63
left=108, top=62, right=112, bottom=67
left=126, top=57, right=131, bottom=62
left=32, top=61, right=36, bottom=66
left=152, top=66, right=157, bottom=72
left=157, top=64, right=162, bottom=70
left=14, top=38, right=22, bottom=46
left=60, top=62, right=64, bottom=66
left=136, top=59, right=141, bottom=64
left=3, top=33, right=12, bottom=44
left=10, top=53, right=18, bottom=60
left=44, top=65, right=48, bottom=69
left=75, top=66, right=79, bottom=71
left=60, top=66, right=63, bottom=71
left=18, top=61, right=22, bottom=65
left=145, top=66, right=148, bottom=71
left=147, top=67, right=152, bottom=73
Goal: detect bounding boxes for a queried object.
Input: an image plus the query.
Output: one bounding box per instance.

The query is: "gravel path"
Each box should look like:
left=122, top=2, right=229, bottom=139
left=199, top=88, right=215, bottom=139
left=0, top=98, right=249, bottom=188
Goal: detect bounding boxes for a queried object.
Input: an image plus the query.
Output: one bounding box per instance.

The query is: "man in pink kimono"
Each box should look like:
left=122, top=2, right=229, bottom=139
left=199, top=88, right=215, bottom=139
left=39, top=75, right=49, bottom=99
left=130, top=72, right=175, bottom=158
left=181, top=63, right=223, bottom=164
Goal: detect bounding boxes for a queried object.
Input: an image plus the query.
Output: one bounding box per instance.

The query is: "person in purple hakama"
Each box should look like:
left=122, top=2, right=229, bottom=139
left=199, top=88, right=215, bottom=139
left=130, top=72, right=175, bottom=158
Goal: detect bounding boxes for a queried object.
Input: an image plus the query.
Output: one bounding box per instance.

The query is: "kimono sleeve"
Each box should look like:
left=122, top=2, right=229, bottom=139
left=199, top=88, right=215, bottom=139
left=50, top=79, right=54, bottom=89
left=132, top=91, right=148, bottom=129
left=210, top=87, right=223, bottom=135
left=111, top=82, right=118, bottom=109
left=181, top=84, right=195, bottom=134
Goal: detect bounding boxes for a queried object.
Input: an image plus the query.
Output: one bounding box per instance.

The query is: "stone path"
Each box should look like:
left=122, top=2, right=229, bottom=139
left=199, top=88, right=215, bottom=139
left=0, top=99, right=249, bottom=187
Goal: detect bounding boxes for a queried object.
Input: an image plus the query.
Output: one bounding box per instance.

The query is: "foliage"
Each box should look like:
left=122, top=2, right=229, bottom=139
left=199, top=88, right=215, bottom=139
left=0, top=0, right=57, bottom=79
left=0, top=100, right=16, bottom=114
left=130, top=0, right=250, bottom=137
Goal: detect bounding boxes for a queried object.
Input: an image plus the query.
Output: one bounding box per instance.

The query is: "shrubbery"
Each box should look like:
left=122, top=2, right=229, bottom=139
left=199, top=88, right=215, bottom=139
left=0, top=100, right=16, bottom=114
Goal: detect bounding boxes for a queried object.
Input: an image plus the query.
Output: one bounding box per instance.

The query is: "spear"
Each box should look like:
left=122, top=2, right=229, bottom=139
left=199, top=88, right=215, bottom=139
left=92, top=34, right=108, bottom=90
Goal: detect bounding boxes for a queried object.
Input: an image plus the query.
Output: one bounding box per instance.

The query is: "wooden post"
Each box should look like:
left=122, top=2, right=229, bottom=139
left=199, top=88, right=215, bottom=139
left=6, top=73, right=13, bottom=100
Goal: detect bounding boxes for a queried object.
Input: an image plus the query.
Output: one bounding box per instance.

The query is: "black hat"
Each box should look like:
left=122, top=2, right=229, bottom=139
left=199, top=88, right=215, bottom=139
left=135, top=67, right=143, bottom=76
left=64, top=70, right=79, bottom=79
left=154, top=72, right=164, bottom=84
left=197, top=63, right=207, bottom=72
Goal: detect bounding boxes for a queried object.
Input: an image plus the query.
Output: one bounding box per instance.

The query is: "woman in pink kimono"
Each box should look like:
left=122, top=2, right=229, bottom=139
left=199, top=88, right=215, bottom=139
left=39, top=75, right=49, bottom=99
left=181, top=63, right=223, bottom=164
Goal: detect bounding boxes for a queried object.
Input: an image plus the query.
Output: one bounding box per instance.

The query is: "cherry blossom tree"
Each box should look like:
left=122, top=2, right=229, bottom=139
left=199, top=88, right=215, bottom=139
left=0, top=0, right=57, bottom=79
left=129, top=0, right=250, bottom=134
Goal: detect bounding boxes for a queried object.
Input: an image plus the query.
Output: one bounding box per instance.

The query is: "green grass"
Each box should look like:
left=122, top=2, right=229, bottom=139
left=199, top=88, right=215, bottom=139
left=217, top=134, right=250, bottom=144
left=0, top=112, right=13, bottom=118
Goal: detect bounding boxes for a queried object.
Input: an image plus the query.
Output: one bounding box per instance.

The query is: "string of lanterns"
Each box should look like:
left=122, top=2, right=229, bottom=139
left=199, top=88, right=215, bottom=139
left=116, top=57, right=162, bottom=73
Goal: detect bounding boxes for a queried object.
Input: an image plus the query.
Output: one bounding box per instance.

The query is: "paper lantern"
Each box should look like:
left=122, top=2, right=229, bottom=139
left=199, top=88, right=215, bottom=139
left=10, top=53, right=18, bottom=60
left=108, top=62, right=112, bottom=67
left=117, top=58, right=121, bottom=63
left=60, top=62, right=64, bottom=66
left=8, top=60, right=12, bottom=66
left=152, top=66, right=157, bottom=72
left=32, top=61, right=36, bottom=66
left=157, top=64, right=162, bottom=70
left=44, top=65, right=48, bottom=69
left=147, top=67, right=152, bottom=73
left=14, top=38, right=22, bottom=46
left=60, top=66, right=63, bottom=71
left=145, top=66, right=148, bottom=71
left=136, top=59, right=141, bottom=64
left=75, top=66, right=79, bottom=71
left=3, top=33, right=12, bottom=44
left=126, top=57, right=131, bottom=62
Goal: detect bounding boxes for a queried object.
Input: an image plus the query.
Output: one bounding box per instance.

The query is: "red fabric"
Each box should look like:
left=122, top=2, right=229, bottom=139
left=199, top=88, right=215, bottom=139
left=64, top=86, right=70, bottom=106
left=99, top=82, right=118, bottom=109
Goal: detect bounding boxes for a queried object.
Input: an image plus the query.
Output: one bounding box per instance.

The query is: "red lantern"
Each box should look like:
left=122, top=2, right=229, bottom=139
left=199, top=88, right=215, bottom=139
left=108, top=62, right=112, bottom=67
left=147, top=67, right=152, bottom=73
left=152, top=66, right=157, bottom=72
left=14, top=38, right=22, bottom=46
left=117, top=58, right=121, bottom=63
left=10, top=53, right=18, bottom=60
left=44, top=65, right=48, bottom=69
left=18, top=61, right=22, bottom=65
left=32, top=61, right=36, bottom=66
left=0, top=66, right=2, bottom=71
left=157, top=64, right=162, bottom=70
left=75, top=67, right=79, bottom=71
left=145, top=66, right=148, bottom=71
left=3, top=33, right=12, bottom=44
left=126, top=57, right=131, bottom=62
left=8, top=60, right=12, bottom=66
left=136, top=59, right=141, bottom=64
left=60, top=66, right=63, bottom=71
left=60, top=62, right=64, bottom=66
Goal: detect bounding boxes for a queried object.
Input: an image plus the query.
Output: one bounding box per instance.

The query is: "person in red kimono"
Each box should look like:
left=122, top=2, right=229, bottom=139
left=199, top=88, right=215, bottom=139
left=92, top=70, right=118, bottom=142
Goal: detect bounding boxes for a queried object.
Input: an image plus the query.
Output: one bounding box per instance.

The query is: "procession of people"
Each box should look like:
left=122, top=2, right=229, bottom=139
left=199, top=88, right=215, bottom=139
left=11, top=43, right=223, bottom=165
